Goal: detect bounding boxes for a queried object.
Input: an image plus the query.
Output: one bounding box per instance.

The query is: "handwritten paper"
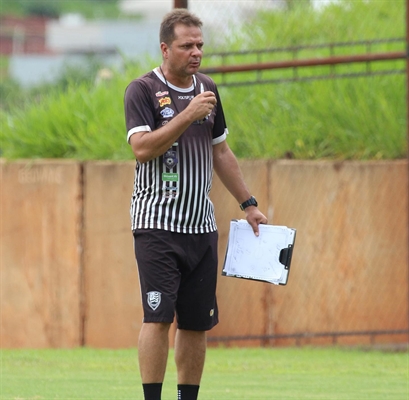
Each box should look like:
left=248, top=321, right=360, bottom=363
left=222, top=220, right=296, bottom=285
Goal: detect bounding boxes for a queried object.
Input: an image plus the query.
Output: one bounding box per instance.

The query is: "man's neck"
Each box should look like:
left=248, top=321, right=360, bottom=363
left=159, top=66, right=193, bottom=89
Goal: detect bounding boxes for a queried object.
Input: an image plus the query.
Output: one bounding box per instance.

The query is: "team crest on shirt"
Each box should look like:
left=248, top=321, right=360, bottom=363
left=147, top=291, right=161, bottom=311
left=155, top=91, right=169, bottom=97
left=159, top=97, right=171, bottom=107
left=160, top=107, right=174, bottom=118
left=163, top=150, right=178, bottom=169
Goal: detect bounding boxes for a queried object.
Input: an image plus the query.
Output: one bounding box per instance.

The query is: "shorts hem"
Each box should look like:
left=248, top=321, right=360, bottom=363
left=177, top=319, right=219, bottom=332
left=143, top=317, right=174, bottom=324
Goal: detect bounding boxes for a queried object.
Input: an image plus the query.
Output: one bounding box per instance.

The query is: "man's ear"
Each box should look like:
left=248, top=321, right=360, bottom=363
left=160, top=42, right=169, bottom=59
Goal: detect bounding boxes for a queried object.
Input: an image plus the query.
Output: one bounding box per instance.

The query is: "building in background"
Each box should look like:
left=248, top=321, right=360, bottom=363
left=2, top=0, right=333, bottom=87
left=119, top=0, right=285, bottom=39
left=0, top=15, right=50, bottom=56
left=1, top=11, right=162, bottom=87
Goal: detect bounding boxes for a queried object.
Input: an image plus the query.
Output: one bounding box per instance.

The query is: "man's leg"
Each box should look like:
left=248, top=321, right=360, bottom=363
left=138, top=322, right=171, bottom=399
left=174, top=329, right=206, bottom=399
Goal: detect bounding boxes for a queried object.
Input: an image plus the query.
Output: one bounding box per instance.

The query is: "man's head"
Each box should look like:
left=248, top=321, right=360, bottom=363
left=160, top=9, right=203, bottom=46
left=159, top=9, right=204, bottom=83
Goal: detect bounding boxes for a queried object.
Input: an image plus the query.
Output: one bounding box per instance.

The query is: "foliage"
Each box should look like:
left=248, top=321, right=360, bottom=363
left=2, top=347, right=408, bottom=399
left=219, top=74, right=405, bottom=160
left=0, top=0, right=406, bottom=160
left=23, top=1, right=59, bottom=18
left=0, top=57, right=106, bottom=111
left=0, top=68, right=136, bottom=160
left=0, top=0, right=120, bottom=19
left=204, top=0, right=406, bottom=159
left=250, top=0, right=403, bottom=48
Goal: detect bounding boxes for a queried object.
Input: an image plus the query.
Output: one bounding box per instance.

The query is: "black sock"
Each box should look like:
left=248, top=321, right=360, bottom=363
left=177, top=384, right=200, bottom=400
left=143, top=383, right=163, bottom=400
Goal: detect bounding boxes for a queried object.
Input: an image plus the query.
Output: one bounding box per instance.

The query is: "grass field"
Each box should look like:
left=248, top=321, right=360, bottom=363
left=1, top=346, right=408, bottom=399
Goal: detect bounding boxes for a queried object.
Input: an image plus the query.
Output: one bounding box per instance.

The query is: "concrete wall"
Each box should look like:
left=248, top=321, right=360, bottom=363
left=1, top=159, right=407, bottom=348
left=1, top=160, right=82, bottom=347
left=81, top=161, right=141, bottom=348
left=208, top=160, right=409, bottom=346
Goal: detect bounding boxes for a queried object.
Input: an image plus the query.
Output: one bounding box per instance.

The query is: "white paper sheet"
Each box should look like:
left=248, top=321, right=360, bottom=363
left=222, top=220, right=296, bottom=285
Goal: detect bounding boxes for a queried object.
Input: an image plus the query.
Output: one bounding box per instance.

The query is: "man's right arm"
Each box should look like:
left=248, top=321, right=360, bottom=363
left=130, top=111, right=193, bottom=164
left=129, top=91, right=217, bottom=164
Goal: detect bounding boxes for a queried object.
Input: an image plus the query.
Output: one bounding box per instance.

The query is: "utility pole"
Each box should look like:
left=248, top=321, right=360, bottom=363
left=174, top=0, right=188, bottom=8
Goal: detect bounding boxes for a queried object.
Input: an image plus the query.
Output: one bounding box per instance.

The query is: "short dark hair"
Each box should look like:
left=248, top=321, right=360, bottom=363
left=160, top=9, right=203, bottom=45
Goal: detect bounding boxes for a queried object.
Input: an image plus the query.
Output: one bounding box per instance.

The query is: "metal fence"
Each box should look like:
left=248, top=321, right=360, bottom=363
left=201, top=38, right=405, bottom=86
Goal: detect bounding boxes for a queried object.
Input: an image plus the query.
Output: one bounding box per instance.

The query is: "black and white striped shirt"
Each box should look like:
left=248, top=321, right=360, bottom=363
left=124, top=69, right=228, bottom=234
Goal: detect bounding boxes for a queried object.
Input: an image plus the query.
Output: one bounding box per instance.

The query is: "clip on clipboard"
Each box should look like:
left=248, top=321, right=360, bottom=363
left=222, top=220, right=296, bottom=285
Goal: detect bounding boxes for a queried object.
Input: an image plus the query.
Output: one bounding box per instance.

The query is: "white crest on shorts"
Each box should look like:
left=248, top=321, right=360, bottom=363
left=147, top=291, right=161, bottom=311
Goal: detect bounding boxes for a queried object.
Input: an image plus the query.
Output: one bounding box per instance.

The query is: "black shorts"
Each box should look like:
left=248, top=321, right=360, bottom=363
left=133, top=229, right=219, bottom=331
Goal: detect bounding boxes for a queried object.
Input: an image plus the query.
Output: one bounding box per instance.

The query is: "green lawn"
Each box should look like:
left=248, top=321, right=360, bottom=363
left=1, top=347, right=408, bottom=399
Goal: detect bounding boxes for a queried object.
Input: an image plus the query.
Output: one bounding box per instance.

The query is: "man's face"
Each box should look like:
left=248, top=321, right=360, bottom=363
left=163, top=24, right=204, bottom=78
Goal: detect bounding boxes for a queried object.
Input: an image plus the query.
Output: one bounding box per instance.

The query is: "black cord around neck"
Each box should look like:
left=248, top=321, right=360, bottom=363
left=159, top=66, right=196, bottom=92
left=159, top=66, right=197, bottom=115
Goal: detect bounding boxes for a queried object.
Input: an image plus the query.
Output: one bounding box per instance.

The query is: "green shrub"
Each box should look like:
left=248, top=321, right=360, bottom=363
left=0, top=0, right=119, bottom=19
left=24, top=1, right=59, bottom=18
left=0, top=71, right=136, bottom=160
left=220, top=74, right=405, bottom=160
left=0, top=0, right=406, bottom=160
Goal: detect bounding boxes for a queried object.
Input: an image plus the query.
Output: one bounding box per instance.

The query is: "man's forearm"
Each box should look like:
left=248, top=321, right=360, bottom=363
left=130, top=112, right=194, bottom=163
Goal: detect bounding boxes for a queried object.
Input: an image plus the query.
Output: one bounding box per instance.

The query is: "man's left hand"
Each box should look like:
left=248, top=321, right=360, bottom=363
left=245, top=207, right=268, bottom=237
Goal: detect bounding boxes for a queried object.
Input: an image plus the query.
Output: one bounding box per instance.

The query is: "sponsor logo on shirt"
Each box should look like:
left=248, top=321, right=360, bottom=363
left=155, top=91, right=169, bottom=97
left=163, top=186, right=178, bottom=198
left=160, top=107, right=174, bottom=118
left=162, top=172, right=179, bottom=182
left=178, top=95, right=194, bottom=100
left=159, top=96, right=171, bottom=107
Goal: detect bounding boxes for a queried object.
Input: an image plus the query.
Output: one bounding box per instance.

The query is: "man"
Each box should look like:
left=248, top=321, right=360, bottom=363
left=124, top=9, right=267, bottom=400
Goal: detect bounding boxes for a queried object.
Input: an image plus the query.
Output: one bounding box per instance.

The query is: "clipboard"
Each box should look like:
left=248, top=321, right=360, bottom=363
left=222, top=219, right=296, bottom=285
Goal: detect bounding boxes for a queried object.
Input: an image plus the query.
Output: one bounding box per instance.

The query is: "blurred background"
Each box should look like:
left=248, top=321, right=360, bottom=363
left=1, top=0, right=288, bottom=87
left=0, top=0, right=407, bottom=349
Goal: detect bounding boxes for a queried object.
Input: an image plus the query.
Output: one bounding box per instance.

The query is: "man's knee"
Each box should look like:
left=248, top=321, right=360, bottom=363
left=141, top=322, right=172, bottom=334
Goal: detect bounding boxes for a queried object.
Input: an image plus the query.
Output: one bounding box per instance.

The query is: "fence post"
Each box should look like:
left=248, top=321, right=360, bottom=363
left=174, top=0, right=188, bottom=8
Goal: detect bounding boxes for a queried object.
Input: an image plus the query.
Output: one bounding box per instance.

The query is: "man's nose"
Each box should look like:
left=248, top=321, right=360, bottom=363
left=192, top=45, right=202, bottom=56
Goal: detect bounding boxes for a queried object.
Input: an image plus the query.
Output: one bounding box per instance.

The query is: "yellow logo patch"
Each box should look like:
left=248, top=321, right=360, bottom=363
left=159, top=97, right=171, bottom=107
